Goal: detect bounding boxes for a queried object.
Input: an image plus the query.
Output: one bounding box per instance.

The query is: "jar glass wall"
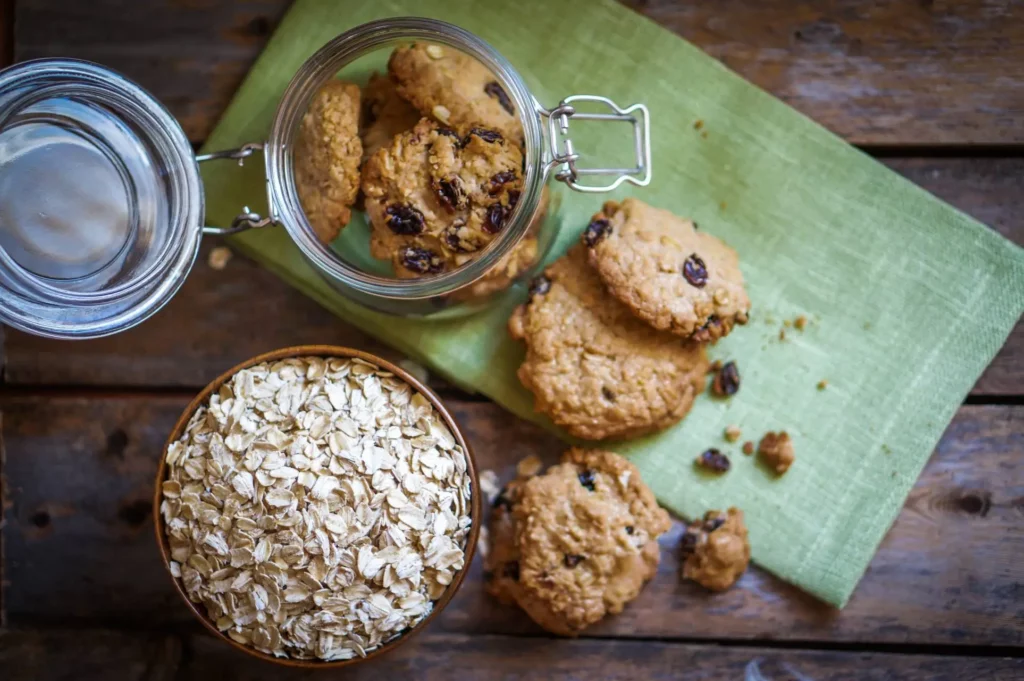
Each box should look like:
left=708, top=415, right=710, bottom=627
left=264, top=18, right=563, bottom=318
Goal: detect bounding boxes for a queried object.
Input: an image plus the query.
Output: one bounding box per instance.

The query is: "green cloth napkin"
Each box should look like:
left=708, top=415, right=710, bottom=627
left=200, top=0, right=1024, bottom=607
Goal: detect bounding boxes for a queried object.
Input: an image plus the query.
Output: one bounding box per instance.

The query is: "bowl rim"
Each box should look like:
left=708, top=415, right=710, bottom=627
left=152, top=345, right=481, bottom=669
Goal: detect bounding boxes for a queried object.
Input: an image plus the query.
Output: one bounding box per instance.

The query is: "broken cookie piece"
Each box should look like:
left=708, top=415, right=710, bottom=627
left=681, top=507, right=750, bottom=591
left=758, top=431, right=795, bottom=475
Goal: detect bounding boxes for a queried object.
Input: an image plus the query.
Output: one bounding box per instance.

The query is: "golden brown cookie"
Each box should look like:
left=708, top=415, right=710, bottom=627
left=509, top=245, right=709, bottom=440
left=362, top=118, right=523, bottom=278
left=680, top=508, right=750, bottom=591
left=583, top=199, right=751, bottom=341
left=486, top=448, right=671, bottom=636
left=360, top=72, right=420, bottom=163
left=294, top=79, right=362, bottom=244
left=388, top=43, right=523, bottom=146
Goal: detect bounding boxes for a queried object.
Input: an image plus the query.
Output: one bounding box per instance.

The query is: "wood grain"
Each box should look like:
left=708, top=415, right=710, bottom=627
left=2, top=157, right=1019, bottom=394
left=14, top=0, right=1024, bottom=145
left=3, top=395, right=1020, bottom=646
left=2, top=629, right=1022, bottom=681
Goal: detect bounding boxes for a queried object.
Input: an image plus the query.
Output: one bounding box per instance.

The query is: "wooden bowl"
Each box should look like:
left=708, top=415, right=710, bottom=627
left=152, top=345, right=481, bottom=668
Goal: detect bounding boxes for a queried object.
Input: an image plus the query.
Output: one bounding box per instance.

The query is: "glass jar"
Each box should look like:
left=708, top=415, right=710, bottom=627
left=0, top=17, right=649, bottom=338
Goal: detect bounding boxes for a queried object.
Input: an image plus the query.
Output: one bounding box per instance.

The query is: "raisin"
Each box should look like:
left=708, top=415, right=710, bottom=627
left=488, top=170, right=518, bottom=196
left=582, top=218, right=612, bottom=247
left=466, top=127, right=503, bottom=144
left=742, top=441, right=755, bottom=455
left=578, top=469, right=596, bottom=491
left=680, top=529, right=701, bottom=557
left=492, top=487, right=513, bottom=511
left=484, top=80, right=514, bottom=115
left=385, top=204, right=425, bottom=235
left=703, top=514, right=726, bottom=533
left=433, top=177, right=464, bottom=212
left=485, top=203, right=508, bottom=234
left=625, top=525, right=635, bottom=535
left=683, top=253, right=708, bottom=287
left=507, top=189, right=521, bottom=209
left=601, top=386, right=616, bottom=402
left=712, top=361, right=740, bottom=397
left=564, top=554, right=585, bottom=568
left=503, top=561, right=520, bottom=581
left=483, top=569, right=495, bottom=581
left=528, top=275, right=551, bottom=300
left=696, top=448, right=731, bottom=473
left=437, top=126, right=461, bottom=144
left=399, top=246, right=444, bottom=274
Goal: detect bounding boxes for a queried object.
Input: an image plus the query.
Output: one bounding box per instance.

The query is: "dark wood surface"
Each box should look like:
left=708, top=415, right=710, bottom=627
left=1, top=1, right=1022, bottom=679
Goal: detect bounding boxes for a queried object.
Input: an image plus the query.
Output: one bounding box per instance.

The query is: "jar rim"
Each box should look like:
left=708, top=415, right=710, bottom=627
left=265, top=17, right=546, bottom=300
left=0, top=58, right=203, bottom=338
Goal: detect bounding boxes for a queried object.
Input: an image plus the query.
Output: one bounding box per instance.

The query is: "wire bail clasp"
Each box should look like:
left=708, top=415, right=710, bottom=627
left=196, top=143, right=280, bottom=236
left=540, top=95, right=651, bottom=193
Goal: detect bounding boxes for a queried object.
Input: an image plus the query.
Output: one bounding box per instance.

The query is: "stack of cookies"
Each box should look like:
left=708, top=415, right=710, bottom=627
left=292, top=43, right=539, bottom=299
left=509, top=197, right=751, bottom=440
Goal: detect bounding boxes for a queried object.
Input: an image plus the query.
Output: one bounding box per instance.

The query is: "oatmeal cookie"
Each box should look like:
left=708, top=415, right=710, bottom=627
left=509, top=244, right=709, bottom=440
left=294, top=79, right=362, bottom=244
left=388, top=43, right=523, bottom=145
left=486, top=448, right=671, bottom=635
left=362, top=118, right=524, bottom=278
left=680, top=508, right=750, bottom=591
left=360, top=72, right=420, bottom=163
left=583, top=198, right=751, bottom=341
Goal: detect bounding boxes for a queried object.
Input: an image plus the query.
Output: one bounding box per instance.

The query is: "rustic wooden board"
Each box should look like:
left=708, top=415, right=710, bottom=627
left=14, top=0, right=1024, bottom=145
left=3, top=395, right=1021, bottom=645
left=2, top=629, right=1022, bottom=681
left=2, top=158, right=1021, bottom=394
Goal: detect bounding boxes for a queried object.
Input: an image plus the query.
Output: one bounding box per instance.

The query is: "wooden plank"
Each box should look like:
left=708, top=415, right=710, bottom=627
left=1, top=629, right=1022, bottom=681
left=0, top=630, right=180, bottom=681
left=14, top=0, right=1024, bottom=145
left=2, top=160, right=1019, bottom=394
left=3, top=395, right=1021, bottom=646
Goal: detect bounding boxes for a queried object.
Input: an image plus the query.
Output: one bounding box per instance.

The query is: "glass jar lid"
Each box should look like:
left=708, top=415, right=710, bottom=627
left=0, top=59, right=203, bottom=339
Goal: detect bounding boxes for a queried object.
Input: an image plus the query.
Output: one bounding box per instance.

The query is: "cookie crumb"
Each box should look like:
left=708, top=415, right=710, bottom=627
left=516, top=454, right=543, bottom=478
left=757, top=431, right=794, bottom=475
left=778, top=329, right=786, bottom=341
left=207, top=246, right=232, bottom=270
left=863, top=321, right=872, bottom=330
left=783, top=319, right=792, bottom=328
left=711, top=361, right=740, bottom=397
left=681, top=508, right=750, bottom=591
left=817, top=379, right=828, bottom=391
left=478, top=525, right=490, bottom=559
left=742, top=441, right=754, bottom=456
left=794, top=315, right=807, bottom=331
left=719, top=201, right=727, bottom=210
left=693, top=119, right=704, bottom=130
left=695, top=448, right=731, bottom=473
left=479, top=469, right=501, bottom=504
left=700, top=130, right=709, bottom=139
left=724, top=425, right=742, bottom=443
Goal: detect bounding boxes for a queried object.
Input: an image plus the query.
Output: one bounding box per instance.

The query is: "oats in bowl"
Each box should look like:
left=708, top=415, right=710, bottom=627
left=159, top=355, right=472, bottom=662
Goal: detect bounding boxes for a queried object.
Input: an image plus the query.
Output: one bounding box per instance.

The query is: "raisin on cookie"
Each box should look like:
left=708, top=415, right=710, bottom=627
left=388, top=43, right=523, bottom=146
left=583, top=198, right=751, bottom=341
left=486, top=448, right=671, bottom=636
left=360, top=72, right=420, bottom=163
left=509, top=244, right=709, bottom=440
left=294, top=79, right=362, bottom=244
left=680, top=508, right=750, bottom=591
left=362, top=118, right=524, bottom=278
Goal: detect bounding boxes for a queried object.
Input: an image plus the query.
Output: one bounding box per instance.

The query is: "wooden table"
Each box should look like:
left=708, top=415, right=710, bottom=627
left=1, top=2, right=1022, bottom=679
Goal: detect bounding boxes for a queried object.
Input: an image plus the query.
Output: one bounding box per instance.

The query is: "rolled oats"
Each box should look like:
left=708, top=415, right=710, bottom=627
left=160, top=356, right=472, bottom=661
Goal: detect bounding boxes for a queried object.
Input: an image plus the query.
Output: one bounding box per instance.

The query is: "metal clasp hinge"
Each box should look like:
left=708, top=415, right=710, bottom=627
left=540, top=95, right=651, bottom=193
left=196, top=142, right=280, bottom=236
